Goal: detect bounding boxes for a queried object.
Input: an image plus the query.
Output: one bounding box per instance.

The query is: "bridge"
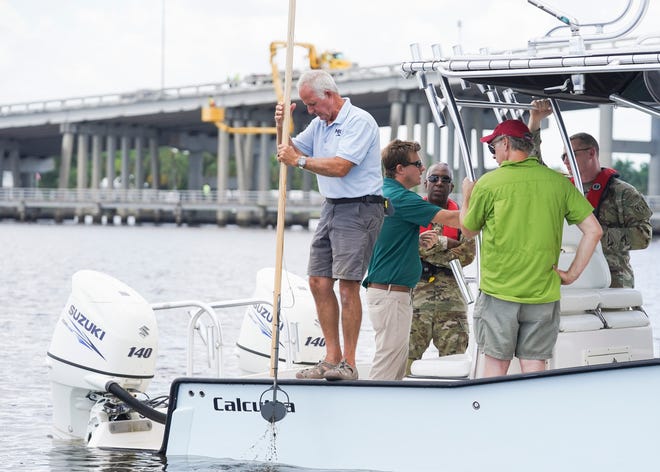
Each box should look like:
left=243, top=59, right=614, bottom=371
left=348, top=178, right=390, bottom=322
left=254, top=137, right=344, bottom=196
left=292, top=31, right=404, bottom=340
left=1, top=63, right=659, bottom=228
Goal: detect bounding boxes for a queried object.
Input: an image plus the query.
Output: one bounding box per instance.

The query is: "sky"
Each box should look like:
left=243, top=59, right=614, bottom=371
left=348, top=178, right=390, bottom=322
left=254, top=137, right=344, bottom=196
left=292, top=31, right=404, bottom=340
left=0, top=0, right=657, bottom=167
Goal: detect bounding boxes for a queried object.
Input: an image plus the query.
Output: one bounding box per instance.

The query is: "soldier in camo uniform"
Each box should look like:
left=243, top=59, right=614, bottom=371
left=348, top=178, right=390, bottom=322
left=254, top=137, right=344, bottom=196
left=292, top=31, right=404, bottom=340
left=406, top=163, right=475, bottom=375
left=528, top=100, right=652, bottom=288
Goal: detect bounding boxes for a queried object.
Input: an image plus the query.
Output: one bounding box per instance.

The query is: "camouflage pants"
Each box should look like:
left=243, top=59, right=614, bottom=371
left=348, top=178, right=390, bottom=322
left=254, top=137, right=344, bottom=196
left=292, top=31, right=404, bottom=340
left=408, top=309, right=469, bottom=360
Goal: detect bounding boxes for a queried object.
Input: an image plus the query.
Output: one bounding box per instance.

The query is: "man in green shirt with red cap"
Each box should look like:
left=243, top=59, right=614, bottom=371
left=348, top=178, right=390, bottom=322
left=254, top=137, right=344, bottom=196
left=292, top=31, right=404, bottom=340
left=460, top=119, right=603, bottom=378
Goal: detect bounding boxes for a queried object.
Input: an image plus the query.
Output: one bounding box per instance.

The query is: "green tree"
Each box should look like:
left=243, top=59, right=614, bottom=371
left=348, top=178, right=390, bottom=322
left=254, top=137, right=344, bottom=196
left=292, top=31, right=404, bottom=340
left=613, top=159, right=648, bottom=194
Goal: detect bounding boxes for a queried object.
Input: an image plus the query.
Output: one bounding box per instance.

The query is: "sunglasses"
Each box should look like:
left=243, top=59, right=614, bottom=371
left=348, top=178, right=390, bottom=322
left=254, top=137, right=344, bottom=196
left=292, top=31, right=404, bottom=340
left=426, top=175, right=452, bottom=184
left=487, top=136, right=506, bottom=155
left=403, top=160, right=423, bottom=168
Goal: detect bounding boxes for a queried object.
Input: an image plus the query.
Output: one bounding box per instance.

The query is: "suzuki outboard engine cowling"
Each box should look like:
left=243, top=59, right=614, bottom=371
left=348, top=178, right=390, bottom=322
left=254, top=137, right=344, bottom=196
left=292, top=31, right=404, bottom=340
left=47, top=270, right=159, bottom=440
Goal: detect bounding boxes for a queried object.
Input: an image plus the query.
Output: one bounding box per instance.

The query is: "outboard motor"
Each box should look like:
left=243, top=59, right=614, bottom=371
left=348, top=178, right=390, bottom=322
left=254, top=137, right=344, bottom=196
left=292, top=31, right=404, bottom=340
left=47, top=270, right=158, bottom=441
left=237, top=268, right=324, bottom=373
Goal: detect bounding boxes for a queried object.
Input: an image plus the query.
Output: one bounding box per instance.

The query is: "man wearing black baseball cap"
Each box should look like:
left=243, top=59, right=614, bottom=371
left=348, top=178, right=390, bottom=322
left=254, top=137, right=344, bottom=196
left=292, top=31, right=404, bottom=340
left=459, top=119, right=603, bottom=377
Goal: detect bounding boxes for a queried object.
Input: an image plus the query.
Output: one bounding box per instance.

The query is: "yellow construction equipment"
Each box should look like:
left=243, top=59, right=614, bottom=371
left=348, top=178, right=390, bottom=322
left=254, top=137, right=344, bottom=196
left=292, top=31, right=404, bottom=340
left=201, top=98, right=278, bottom=135
left=270, top=41, right=352, bottom=102
left=202, top=42, right=351, bottom=133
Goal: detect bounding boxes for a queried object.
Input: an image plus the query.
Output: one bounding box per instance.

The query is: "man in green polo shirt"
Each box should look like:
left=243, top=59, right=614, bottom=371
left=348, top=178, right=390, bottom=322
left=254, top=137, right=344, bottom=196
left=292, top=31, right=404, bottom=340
left=460, top=120, right=602, bottom=378
left=363, top=140, right=459, bottom=380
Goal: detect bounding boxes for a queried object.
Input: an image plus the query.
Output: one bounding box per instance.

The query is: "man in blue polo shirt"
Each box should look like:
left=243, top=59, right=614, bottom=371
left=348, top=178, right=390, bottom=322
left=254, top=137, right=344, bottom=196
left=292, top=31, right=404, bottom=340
left=363, top=140, right=460, bottom=381
left=276, top=70, right=384, bottom=381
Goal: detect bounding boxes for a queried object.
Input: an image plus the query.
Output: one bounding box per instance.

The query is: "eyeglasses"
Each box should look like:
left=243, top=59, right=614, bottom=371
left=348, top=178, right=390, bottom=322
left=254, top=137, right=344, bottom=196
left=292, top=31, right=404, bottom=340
left=487, top=136, right=506, bottom=155
left=426, top=175, right=452, bottom=184
left=403, top=160, right=423, bottom=168
left=561, top=148, right=592, bottom=161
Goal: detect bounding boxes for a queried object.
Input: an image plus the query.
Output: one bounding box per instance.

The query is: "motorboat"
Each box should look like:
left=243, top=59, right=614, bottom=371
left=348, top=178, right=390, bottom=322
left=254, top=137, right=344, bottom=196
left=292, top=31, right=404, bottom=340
left=46, top=1, right=660, bottom=470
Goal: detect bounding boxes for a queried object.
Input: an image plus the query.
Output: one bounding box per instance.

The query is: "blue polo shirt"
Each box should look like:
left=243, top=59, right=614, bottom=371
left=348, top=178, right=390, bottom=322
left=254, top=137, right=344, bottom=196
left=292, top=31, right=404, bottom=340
left=292, top=98, right=382, bottom=198
left=363, top=178, right=441, bottom=288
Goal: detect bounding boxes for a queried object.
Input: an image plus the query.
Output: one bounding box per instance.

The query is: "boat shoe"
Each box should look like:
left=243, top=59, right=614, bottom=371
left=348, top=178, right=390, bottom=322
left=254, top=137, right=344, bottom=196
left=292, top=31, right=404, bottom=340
left=295, top=360, right=337, bottom=379
left=323, top=360, right=358, bottom=381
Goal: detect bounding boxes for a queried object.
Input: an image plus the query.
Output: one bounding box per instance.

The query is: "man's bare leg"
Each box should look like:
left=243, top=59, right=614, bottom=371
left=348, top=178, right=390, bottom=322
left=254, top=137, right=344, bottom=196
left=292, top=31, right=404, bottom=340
left=482, top=354, right=511, bottom=378
left=338, top=279, right=362, bottom=367
left=309, top=275, right=342, bottom=364
left=520, top=358, right=546, bottom=373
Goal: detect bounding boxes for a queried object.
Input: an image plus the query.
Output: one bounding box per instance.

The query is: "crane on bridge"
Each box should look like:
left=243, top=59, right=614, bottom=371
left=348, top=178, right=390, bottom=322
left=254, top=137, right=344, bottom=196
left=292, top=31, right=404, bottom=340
left=269, top=41, right=352, bottom=102
left=202, top=41, right=351, bottom=135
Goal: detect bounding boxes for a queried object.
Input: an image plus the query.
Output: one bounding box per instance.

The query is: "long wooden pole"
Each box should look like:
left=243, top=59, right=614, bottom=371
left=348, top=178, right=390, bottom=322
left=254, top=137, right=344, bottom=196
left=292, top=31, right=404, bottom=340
left=270, top=0, right=296, bottom=377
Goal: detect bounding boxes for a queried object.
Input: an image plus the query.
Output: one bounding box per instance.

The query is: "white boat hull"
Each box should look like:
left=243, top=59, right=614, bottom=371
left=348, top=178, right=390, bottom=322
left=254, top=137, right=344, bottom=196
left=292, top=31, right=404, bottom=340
left=163, top=360, right=660, bottom=471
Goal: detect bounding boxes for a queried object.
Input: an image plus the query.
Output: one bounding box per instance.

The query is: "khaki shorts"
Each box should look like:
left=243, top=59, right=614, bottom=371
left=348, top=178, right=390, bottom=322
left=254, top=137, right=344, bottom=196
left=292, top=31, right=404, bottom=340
left=308, top=201, right=384, bottom=281
left=473, top=291, right=560, bottom=360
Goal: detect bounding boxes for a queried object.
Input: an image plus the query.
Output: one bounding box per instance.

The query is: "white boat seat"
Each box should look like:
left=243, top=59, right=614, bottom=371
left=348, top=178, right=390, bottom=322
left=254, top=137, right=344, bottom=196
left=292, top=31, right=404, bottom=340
left=409, top=354, right=472, bottom=379
left=559, top=288, right=601, bottom=313
left=559, top=313, right=605, bottom=332
left=600, top=310, right=649, bottom=329
left=557, top=222, right=611, bottom=289
left=598, top=288, right=643, bottom=309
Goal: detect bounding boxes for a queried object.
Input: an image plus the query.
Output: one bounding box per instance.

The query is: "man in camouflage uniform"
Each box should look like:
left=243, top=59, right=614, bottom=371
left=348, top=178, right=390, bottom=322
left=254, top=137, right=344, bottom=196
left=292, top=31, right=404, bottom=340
left=528, top=100, right=652, bottom=288
left=406, top=163, right=475, bottom=375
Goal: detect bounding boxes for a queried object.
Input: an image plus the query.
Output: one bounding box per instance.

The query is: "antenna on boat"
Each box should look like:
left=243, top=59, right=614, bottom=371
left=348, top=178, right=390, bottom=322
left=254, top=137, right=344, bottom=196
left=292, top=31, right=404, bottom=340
left=527, top=0, right=579, bottom=32
left=261, top=0, right=296, bottom=424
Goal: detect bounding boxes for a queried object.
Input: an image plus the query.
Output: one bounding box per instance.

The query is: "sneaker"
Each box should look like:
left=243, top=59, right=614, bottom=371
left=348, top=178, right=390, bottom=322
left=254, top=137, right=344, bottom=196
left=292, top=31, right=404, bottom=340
left=323, top=360, right=358, bottom=381
left=296, top=360, right=337, bottom=379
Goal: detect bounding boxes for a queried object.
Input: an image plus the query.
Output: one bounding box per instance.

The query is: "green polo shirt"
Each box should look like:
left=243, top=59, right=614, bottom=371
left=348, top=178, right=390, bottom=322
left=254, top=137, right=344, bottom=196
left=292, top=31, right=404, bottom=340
left=363, top=178, right=441, bottom=288
left=463, top=157, right=594, bottom=303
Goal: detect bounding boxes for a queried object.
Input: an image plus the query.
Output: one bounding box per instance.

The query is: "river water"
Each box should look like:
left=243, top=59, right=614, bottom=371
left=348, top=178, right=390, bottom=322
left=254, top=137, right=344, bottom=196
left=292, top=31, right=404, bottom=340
left=1, top=221, right=658, bottom=471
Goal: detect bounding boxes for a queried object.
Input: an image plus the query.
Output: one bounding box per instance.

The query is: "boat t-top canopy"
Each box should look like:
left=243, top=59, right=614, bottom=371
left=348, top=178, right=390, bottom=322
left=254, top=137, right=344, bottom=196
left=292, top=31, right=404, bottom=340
left=401, top=0, right=660, bottom=111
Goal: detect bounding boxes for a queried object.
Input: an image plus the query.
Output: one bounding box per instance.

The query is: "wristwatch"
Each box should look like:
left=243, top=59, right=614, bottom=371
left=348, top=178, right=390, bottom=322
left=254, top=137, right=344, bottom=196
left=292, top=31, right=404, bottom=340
left=297, top=156, right=307, bottom=169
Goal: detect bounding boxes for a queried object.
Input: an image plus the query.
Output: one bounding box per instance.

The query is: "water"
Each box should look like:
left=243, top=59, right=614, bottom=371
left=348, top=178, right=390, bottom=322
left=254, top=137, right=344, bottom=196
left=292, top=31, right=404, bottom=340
left=0, top=221, right=658, bottom=471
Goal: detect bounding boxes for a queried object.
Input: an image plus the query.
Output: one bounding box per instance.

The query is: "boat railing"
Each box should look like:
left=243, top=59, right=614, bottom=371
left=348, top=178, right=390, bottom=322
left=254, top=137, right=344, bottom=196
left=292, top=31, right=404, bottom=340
left=150, top=298, right=295, bottom=378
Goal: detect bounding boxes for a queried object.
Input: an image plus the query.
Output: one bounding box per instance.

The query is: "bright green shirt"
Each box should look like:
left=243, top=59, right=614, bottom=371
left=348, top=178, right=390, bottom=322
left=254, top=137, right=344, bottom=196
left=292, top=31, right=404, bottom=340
left=463, top=157, right=594, bottom=303
left=363, top=178, right=440, bottom=288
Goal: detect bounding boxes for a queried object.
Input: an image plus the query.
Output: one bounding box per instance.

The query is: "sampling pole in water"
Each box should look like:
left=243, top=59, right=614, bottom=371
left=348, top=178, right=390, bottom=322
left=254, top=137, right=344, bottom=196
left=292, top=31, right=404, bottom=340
left=261, top=0, right=296, bottom=424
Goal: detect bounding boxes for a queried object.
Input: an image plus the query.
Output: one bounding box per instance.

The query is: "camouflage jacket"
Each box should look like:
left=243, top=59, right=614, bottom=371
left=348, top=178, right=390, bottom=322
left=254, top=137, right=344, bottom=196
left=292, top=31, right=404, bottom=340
left=594, top=176, right=652, bottom=288
left=412, top=223, right=476, bottom=311
left=531, top=128, right=652, bottom=287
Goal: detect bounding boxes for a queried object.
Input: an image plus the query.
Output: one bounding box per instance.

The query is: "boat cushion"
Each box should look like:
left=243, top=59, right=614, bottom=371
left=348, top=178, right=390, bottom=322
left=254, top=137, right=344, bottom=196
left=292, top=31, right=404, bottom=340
left=409, top=354, right=472, bottom=378
left=560, top=288, right=601, bottom=313
left=559, top=313, right=605, bottom=332
left=598, top=288, right=643, bottom=309
left=601, top=310, right=649, bottom=329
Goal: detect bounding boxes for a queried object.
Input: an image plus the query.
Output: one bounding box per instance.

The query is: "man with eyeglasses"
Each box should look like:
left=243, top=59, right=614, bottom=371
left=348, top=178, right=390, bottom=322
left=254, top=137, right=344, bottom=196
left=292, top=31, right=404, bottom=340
left=362, top=140, right=460, bottom=380
left=460, top=120, right=603, bottom=377
left=406, top=163, right=475, bottom=375
left=527, top=101, right=652, bottom=288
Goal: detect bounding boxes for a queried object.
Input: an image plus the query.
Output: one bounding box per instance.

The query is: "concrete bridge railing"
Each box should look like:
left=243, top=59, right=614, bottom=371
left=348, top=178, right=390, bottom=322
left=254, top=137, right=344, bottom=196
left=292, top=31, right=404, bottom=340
left=0, top=187, right=325, bottom=208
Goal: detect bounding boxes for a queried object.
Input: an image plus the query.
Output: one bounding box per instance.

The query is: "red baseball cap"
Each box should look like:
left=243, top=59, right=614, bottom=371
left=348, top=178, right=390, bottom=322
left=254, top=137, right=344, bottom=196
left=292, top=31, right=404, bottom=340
left=480, top=120, right=533, bottom=144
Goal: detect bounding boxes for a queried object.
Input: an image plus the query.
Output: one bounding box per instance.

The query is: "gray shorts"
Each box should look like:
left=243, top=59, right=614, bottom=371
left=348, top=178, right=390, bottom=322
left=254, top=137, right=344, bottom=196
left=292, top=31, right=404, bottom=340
left=473, top=291, right=560, bottom=360
left=308, top=201, right=384, bottom=281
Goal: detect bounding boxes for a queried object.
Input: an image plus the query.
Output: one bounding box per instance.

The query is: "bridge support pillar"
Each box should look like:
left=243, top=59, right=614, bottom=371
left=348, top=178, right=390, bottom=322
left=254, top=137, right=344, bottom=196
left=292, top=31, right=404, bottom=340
left=135, top=136, right=144, bottom=190
left=648, top=118, right=660, bottom=196
left=149, top=137, right=159, bottom=189
left=471, top=108, right=486, bottom=178
left=433, top=125, right=442, bottom=165
left=106, top=134, right=116, bottom=189
left=388, top=90, right=405, bottom=141
left=419, top=106, right=430, bottom=166
left=0, top=143, right=5, bottom=187
left=120, top=135, right=130, bottom=191
left=216, top=128, right=230, bottom=226
left=405, top=102, right=417, bottom=141
left=59, top=124, right=75, bottom=190
left=91, top=134, right=102, bottom=189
